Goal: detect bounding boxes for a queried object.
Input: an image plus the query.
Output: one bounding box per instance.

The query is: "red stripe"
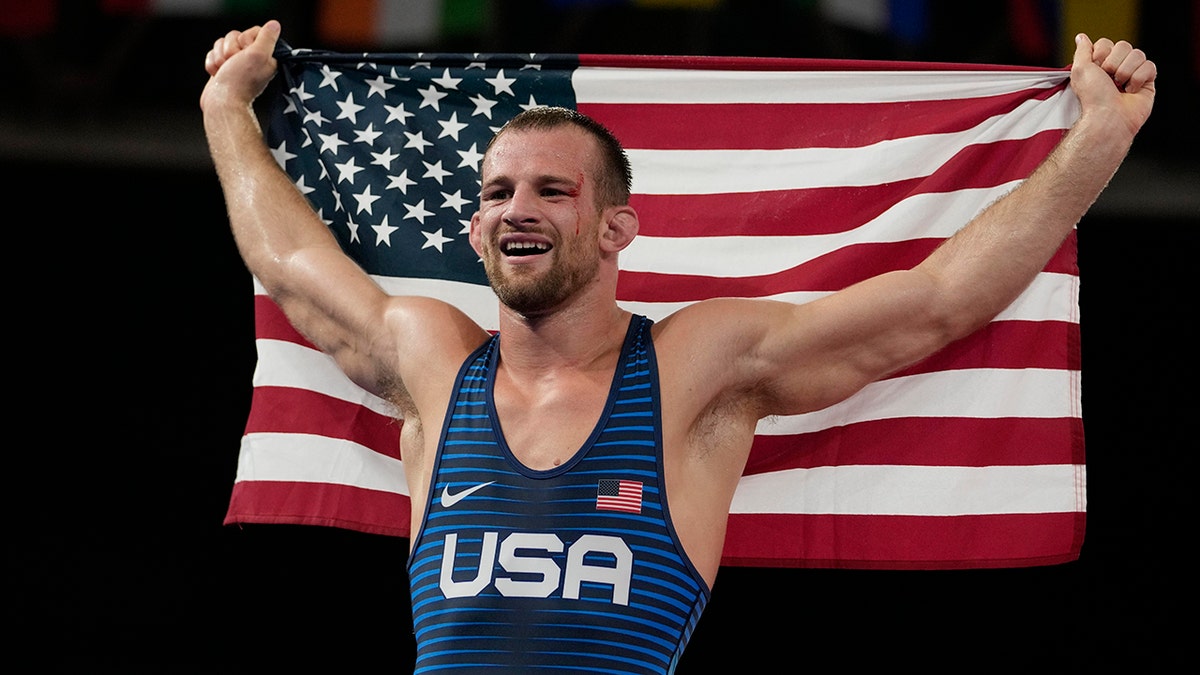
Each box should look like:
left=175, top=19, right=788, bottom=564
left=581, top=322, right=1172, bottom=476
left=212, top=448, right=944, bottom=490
left=579, top=88, right=1061, bottom=150
left=746, top=416, right=1084, bottom=474
left=254, top=295, right=312, bottom=347
left=225, top=480, right=411, bottom=538
left=244, top=386, right=401, bottom=460
left=721, top=511, right=1084, bottom=569
left=628, top=131, right=1066, bottom=238
left=891, top=319, right=1081, bottom=378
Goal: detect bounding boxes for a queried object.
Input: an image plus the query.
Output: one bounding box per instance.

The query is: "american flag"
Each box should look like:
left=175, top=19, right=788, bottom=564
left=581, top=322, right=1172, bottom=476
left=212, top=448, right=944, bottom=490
left=225, top=42, right=1085, bottom=569
left=596, top=479, right=645, bottom=514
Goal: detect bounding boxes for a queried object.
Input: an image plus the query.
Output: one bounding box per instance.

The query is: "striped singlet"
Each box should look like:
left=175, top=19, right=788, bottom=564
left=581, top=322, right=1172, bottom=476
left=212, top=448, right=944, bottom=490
left=407, top=314, right=710, bottom=673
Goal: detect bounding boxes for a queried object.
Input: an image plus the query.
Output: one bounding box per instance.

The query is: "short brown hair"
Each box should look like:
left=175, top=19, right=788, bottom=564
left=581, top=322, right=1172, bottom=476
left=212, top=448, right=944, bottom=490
left=486, top=106, right=633, bottom=207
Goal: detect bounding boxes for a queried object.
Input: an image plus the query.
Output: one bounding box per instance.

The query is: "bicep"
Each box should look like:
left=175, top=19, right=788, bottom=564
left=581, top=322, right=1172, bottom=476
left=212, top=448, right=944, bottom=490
left=701, top=269, right=954, bottom=417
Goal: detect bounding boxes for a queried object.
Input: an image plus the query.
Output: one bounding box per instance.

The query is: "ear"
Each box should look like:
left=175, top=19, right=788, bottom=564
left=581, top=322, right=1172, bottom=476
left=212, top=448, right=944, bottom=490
left=468, top=211, right=483, bottom=256
left=599, top=206, right=639, bottom=254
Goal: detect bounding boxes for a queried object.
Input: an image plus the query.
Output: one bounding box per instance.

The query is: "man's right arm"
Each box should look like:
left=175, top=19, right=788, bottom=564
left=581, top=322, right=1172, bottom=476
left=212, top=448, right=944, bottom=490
left=200, top=21, right=486, bottom=400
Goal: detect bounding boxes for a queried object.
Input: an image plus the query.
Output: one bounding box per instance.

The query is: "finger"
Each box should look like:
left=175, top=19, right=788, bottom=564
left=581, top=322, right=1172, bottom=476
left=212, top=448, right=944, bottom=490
left=1090, top=36, right=1115, bottom=66
left=1123, top=56, right=1157, bottom=95
left=1072, top=33, right=1095, bottom=71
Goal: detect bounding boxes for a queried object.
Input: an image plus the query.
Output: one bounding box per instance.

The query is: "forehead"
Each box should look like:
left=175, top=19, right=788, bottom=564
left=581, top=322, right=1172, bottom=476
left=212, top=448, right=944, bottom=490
left=482, top=126, right=601, bottom=181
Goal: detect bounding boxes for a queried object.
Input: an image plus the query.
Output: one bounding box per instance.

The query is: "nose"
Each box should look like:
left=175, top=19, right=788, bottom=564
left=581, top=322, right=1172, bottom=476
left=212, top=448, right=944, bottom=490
left=501, top=185, right=540, bottom=228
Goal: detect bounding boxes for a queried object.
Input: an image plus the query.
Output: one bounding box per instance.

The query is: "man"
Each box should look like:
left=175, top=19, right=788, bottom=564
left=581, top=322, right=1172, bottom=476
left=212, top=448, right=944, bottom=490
left=202, top=20, right=1155, bottom=673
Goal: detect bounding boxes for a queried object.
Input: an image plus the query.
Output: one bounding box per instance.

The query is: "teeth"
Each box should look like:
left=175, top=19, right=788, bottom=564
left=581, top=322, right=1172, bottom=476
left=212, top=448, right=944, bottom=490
left=504, top=241, right=550, bottom=254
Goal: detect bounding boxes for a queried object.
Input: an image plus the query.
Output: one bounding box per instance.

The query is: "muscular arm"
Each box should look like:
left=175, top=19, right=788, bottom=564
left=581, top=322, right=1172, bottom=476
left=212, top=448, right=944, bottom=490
left=200, top=22, right=487, bottom=401
left=676, top=35, right=1157, bottom=420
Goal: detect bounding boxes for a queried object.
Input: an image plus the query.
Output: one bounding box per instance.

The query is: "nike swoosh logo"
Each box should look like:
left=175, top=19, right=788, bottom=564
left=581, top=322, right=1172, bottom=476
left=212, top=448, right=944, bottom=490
left=440, top=481, right=496, bottom=508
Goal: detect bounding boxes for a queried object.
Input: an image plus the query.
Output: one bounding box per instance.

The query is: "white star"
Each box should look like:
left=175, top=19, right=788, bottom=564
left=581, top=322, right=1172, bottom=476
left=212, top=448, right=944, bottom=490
left=432, top=68, right=462, bottom=90
left=457, top=143, right=484, bottom=171
left=328, top=208, right=360, bottom=244
left=421, top=228, right=454, bottom=253
left=418, top=84, right=448, bottom=111
left=470, top=93, right=498, bottom=119
left=318, top=131, right=347, bottom=154
left=459, top=219, right=472, bottom=236
left=365, top=74, right=394, bottom=98
left=334, top=156, right=364, bottom=184
left=302, top=109, right=330, bottom=126
left=354, top=123, right=383, bottom=145
left=422, top=160, right=452, bottom=185
left=336, top=93, right=365, bottom=123
left=384, top=102, right=414, bottom=125
left=519, top=95, right=542, bottom=111
left=318, top=65, right=340, bottom=91
left=270, top=140, right=296, bottom=168
left=467, top=55, right=487, bottom=69
left=353, top=184, right=382, bottom=215
left=387, top=169, right=417, bottom=194
left=404, top=130, right=433, bottom=153
left=403, top=199, right=434, bottom=224
left=441, top=189, right=472, bottom=213
left=370, top=147, right=400, bottom=169
left=437, top=112, right=468, bottom=141
left=293, top=175, right=316, bottom=196
left=486, top=69, right=516, bottom=96
left=372, top=215, right=399, bottom=246
left=289, top=82, right=315, bottom=103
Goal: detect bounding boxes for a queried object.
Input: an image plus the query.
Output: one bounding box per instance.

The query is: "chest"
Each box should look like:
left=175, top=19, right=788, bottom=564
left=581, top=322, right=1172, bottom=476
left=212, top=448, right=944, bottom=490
left=492, top=372, right=612, bottom=470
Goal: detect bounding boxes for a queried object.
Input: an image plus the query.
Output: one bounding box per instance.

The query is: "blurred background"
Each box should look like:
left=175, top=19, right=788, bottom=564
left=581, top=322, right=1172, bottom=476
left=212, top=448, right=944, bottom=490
left=5, top=1, right=1196, bottom=672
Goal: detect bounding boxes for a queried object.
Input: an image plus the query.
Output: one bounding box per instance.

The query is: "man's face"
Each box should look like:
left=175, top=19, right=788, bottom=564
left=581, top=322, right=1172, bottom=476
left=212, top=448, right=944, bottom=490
left=471, top=126, right=606, bottom=315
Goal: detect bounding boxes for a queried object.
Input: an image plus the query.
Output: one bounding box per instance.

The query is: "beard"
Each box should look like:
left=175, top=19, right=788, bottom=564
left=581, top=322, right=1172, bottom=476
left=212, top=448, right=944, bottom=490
left=483, top=244, right=600, bottom=316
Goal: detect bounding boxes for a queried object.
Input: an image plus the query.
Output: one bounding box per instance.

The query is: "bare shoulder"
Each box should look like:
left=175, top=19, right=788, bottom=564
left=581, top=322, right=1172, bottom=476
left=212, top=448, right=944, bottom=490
left=379, top=295, right=491, bottom=412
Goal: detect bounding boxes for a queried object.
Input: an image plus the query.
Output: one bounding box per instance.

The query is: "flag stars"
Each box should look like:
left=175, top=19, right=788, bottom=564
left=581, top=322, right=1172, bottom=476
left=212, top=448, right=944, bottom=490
left=385, top=102, right=414, bottom=125
left=370, top=147, right=400, bottom=169
left=334, top=156, right=365, bottom=184
left=519, top=95, right=542, bottom=111
left=457, top=143, right=484, bottom=171
left=318, top=65, right=341, bottom=91
left=422, top=160, right=452, bottom=185
left=432, top=68, right=462, bottom=90
left=289, top=82, right=315, bottom=103
left=318, top=131, right=347, bottom=154
left=418, top=84, right=448, bottom=111
left=403, top=199, right=434, bottom=224
left=270, top=140, right=296, bottom=168
left=404, top=130, right=433, bottom=153
left=387, top=169, right=417, bottom=194
left=486, top=69, right=516, bottom=96
left=421, top=228, right=454, bottom=253
left=470, top=93, right=498, bottom=119
left=437, top=112, right=468, bottom=141
left=441, top=189, right=472, bottom=213
left=364, top=74, right=394, bottom=98
left=372, top=215, right=399, bottom=246
left=353, top=184, right=382, bottom=215
left=354, top=123, right=383, bottom=145
left=336, top=93, right=366, bottom=123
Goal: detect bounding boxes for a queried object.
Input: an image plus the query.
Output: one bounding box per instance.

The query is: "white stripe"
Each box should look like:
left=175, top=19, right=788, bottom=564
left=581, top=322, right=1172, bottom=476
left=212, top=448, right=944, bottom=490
left=619, top=272, right=1079, bottom=325
left=573, top=67, right=1068, bottom=104
left=757, top=368, right=1081, bottom=437
left=253, top=339, right=396, bottom=417
left=729, top=463, right=1086, bottom=515
left=235, top=432, right=409, bottom=495
left=621, top=183, right=1026, bottom=276
left=624, top=91, right=1077, bottom=194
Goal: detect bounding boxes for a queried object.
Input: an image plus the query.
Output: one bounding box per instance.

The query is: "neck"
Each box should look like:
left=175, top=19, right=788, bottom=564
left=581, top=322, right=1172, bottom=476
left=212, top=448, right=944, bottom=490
left=496, top=295, right=631, bottom=373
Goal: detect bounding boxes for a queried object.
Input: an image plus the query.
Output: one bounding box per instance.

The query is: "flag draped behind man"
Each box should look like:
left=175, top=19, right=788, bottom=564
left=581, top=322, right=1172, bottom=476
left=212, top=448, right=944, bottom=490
left=224, top=42, right=1086, bottom=570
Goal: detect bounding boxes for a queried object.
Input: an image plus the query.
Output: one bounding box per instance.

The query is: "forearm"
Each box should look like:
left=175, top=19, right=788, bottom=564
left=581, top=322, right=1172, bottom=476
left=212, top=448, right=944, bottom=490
left=918, top=108, right=1134, bottom=338
left=204, top=97, right=346, bottom=291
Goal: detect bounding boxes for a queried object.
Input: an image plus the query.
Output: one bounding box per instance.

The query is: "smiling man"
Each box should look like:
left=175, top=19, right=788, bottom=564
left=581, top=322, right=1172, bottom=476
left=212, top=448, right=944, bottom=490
left=201, top=19, right=1156, bottom=674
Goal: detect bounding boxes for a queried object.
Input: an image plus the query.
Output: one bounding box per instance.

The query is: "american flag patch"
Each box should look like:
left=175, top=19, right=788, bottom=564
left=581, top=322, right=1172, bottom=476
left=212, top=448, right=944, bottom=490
left=596, top=479, right=643, bottom=514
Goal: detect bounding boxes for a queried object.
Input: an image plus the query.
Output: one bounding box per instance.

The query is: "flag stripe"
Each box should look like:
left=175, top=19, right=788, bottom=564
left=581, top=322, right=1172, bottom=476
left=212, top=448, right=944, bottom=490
left=576, top=88, right=1062, bottom=150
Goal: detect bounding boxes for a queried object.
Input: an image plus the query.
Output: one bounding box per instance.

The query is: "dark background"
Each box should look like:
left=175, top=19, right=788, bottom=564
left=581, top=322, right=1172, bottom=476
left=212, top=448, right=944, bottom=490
left=7, top=2, right=1196, bottom=672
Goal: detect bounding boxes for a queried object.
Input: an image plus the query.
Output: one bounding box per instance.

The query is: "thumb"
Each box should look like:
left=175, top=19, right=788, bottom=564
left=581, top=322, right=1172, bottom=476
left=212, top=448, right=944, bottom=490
left=250, top=19, right=282, bottom=56
left=1071, top=33, right=1094, bottom=70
